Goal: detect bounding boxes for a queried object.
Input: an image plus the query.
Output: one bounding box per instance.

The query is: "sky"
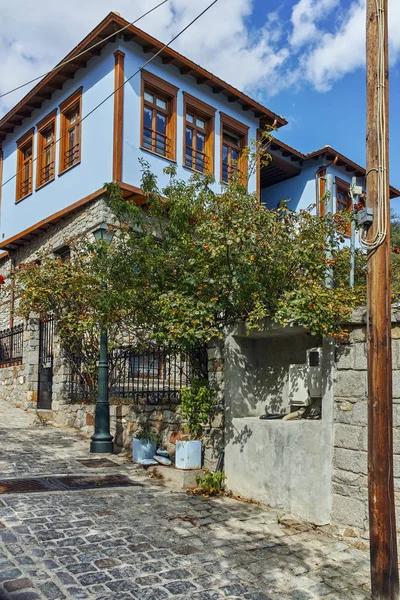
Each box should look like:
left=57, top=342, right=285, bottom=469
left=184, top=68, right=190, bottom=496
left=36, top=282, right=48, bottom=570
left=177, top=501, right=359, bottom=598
left=0, top=0, right=399, bottom=207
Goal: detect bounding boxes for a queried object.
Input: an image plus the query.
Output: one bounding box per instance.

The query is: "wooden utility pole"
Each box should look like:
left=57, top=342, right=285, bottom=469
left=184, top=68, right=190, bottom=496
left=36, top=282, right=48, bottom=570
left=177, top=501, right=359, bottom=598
left=366, top=0, right=399, bottom=597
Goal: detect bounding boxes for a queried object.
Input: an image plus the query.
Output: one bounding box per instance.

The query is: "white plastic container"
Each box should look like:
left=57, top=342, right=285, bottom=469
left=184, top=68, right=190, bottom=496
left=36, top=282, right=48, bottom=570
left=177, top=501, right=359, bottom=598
left=175, top=440, right=202, bottom=470
left=132, top=438, right=157, bottom=463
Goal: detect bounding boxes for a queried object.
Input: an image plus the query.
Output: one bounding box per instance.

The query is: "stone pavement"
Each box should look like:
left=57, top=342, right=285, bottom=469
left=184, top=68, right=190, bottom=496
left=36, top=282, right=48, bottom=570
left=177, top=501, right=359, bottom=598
left=0, top=399, right=372, bottom=600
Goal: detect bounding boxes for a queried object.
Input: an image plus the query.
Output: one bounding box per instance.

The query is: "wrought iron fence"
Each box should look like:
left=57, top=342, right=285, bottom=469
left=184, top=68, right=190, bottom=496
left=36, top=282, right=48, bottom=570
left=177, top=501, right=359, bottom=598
left=0, top=324, right=24, bottom=367
left=68, top=344, right=208, bottom=405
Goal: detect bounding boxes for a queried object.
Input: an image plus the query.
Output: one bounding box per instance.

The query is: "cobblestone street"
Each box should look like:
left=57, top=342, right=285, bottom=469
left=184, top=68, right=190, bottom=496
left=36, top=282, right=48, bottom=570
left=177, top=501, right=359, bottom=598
left=0, top=399, right=372, bottom=600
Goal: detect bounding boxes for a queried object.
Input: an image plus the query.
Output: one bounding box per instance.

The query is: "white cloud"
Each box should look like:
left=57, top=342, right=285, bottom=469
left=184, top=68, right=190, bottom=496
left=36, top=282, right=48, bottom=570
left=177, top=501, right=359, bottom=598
left=0, top=0, right=399, bottom=118
left=295, top=0, right=400, bottom=91
left=290, top=0, right=339, bottom=48
left=0, top=0, right=291, bottom=116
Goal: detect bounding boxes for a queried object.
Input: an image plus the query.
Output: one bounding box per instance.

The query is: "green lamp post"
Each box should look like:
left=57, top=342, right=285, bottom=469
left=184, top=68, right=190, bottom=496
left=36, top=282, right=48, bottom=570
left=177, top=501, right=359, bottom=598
left=90, top=223, right=114, bottom=454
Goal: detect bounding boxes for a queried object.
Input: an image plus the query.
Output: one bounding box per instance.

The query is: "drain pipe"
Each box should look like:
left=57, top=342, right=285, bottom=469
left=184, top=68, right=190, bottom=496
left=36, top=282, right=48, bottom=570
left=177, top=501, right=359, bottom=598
left=325, top=173, right=334, bottom=290
left=349, top=176, right=358, bottom=288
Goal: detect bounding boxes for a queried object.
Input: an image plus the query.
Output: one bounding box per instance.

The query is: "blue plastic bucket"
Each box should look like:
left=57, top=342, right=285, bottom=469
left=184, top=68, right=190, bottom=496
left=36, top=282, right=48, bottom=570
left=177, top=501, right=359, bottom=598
left=132, top=438, right=157, bottom=463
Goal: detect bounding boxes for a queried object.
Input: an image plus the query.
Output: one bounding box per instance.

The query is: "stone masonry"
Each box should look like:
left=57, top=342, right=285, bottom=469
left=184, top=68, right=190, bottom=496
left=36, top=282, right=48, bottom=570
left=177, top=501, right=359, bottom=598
left=54, top=339, right=225, bottom=469
left=332, top=307, right=400, bottom=536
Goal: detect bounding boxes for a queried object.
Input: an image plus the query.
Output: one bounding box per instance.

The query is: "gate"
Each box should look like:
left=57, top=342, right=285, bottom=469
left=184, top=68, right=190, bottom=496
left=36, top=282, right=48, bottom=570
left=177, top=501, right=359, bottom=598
left=38, top=316, right=55, bottom=409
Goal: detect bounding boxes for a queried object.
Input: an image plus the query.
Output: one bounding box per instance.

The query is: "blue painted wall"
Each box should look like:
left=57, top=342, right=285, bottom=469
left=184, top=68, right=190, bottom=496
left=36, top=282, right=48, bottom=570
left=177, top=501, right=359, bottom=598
left=261, top=156, right=364, bottom=213
left=119, top=39, right=259, bottom=196
left=0, top=46, right=116, bottom=242
left=0, top=37, right=260, bottom=244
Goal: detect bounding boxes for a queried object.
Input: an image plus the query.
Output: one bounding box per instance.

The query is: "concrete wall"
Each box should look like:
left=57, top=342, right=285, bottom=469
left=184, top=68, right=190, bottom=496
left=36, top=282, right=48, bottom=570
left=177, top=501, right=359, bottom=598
left=224, top=324, right=335, bottom=525
left=224, top=328, right=319, bottom=418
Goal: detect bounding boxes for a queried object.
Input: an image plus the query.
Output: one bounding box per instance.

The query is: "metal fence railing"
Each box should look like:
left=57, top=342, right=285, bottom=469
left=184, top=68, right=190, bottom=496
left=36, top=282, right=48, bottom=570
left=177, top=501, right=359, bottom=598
left=0, top=324, right=24, bottom=367
left=68, top=344, right=208, bottom=406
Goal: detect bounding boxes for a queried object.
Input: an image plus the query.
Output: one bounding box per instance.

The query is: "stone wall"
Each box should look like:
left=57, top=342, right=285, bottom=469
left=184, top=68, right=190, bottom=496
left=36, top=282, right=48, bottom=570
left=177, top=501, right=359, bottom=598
left=0, top=195, right=112, bottom=330
left=53, top=340, right=225, bottom=469
left=332, top=311, right=400, bottom=535
left=0, top=318, right=40, bottom=410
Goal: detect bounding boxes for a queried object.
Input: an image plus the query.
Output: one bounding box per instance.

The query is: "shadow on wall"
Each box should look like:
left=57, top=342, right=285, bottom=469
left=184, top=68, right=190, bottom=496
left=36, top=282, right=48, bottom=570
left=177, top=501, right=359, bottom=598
left=224, top=330, right=321, bottom=451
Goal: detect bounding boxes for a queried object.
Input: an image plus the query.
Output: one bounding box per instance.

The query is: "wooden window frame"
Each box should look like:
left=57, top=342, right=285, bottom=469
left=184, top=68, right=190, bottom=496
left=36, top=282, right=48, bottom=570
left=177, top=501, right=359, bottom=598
left=140, top=70, right=178, bottom=161
left=183, top=92, right=215, bottom=175
left=335, top=177, right=352, bottom=237
left=220, top=112, right=249, bottom=185
left=36, top=109, right=57, bottom=190
left=16, top=128, right=34, bottom=203
left=59, top=87, right=82, bottom=175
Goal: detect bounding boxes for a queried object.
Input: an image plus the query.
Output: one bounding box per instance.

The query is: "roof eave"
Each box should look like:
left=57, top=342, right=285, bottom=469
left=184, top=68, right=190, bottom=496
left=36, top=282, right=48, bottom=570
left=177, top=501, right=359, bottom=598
left=0, top=12, right=286, bottom=142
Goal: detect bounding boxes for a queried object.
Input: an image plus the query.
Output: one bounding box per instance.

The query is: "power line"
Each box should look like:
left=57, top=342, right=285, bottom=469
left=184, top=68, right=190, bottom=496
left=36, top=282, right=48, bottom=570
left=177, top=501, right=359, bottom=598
left=1, top=0, right=220, bottom=192
left=0, top=0, right=170, bottom=101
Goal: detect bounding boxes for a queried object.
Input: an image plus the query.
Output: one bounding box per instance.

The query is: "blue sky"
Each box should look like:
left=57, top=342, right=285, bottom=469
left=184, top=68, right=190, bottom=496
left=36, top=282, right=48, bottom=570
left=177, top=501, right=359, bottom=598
left=0, top=0, right=399, bottom=206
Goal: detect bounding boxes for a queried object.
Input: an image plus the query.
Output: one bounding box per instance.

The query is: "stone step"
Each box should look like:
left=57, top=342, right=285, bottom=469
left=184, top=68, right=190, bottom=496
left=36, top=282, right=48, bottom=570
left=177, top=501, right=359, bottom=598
left=146, top=465, right=203, bottom=489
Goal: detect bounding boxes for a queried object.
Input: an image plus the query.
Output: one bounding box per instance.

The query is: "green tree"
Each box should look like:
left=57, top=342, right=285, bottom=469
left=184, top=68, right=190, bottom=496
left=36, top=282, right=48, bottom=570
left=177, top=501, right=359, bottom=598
left=11, top=146, right=363, bottom=369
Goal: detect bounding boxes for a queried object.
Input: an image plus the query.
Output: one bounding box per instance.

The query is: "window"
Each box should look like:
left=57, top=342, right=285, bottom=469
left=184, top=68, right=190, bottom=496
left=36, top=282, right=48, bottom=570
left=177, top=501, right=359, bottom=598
left=36, top=110, right=56, bottom=189
left=183, top=93, right=215, bottom=174
left=130, top=353, right=162, bottom=378
left=141, top=71, right=178, bottom=161
left=54, top=245, right=71, bottom=263
left=220, top=113, right=249, bottom=185
left=59, top=88, right=82, bottom=174
left=336, top=187, right=351, bottom=213
left=16, top=128, right=34, bottom=202
left=335, top=178, right=352, bottom=236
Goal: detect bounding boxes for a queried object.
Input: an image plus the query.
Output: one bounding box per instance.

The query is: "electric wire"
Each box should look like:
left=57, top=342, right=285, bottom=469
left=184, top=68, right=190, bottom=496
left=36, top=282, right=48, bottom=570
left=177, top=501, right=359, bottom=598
left=0, top=0, right=220, bottom=192
left=359, top=0, right=388, bottom=251
left=0, top=0, right=170, bottom=101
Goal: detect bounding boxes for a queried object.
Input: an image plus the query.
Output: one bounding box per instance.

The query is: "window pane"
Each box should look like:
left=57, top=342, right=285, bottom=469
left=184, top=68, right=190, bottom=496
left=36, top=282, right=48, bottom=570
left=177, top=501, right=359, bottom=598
left=69, top=129, right=75, bottom=149
left=156, top=112, right=166, bottom=135
left=185, top=150, right=193, bottom=167
left=144, top=91, right=154, bottom=103
left=224, top=132, right=240, bottom=147
left=196, top=132, right=205, bottom=153
left=222, top=164, right=229, bottom=183
left=69, top=113, right=77, bottom=125
left=23, top=146, right=32, bottom=159
left=186, top=127, right=193, bottom=147
left=144, top=106, right=153, bottom=129
left=155, top=133, right=166, bottom=156
left=196, top=117, right=206, bottom=129
left=186, top=113, right=194, bottom=124
left=143, top=129, right=153, bottom=150
left=45, top=128, right=53, bottom=143
left=156, top=97, right=167, bottom=110
left=45, top=148, right=51, bottom=166
left=222, top=144, right=229, bottom=162
left=231, top=149, right=239, bottom=162
left=195, top=152, right=204, bottom=172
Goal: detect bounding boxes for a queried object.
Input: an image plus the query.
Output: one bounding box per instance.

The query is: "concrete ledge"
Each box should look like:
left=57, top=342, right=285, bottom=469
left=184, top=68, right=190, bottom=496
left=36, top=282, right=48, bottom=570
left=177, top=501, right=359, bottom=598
left=147, top=465, right=203, bottom=489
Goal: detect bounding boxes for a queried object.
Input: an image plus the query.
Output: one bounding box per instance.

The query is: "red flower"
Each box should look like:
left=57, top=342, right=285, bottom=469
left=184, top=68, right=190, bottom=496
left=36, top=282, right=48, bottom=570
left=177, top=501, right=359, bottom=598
left=0, top=275, right=4, bottom=285
left=393, top=246, right=400, bottom=255
left=353, top=202, right=364, bottom=213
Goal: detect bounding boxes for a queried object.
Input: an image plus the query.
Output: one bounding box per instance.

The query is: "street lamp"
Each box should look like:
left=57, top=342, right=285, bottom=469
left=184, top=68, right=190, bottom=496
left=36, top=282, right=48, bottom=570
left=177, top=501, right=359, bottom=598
left=90, top=223, right=114, bottom=454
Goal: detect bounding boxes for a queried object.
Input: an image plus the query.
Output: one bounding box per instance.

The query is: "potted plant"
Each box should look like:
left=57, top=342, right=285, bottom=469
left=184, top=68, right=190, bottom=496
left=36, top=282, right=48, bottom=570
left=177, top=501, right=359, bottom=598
left=132, top=426, right=159, bottom=463
left=176, top=378, right=215, bottom=470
